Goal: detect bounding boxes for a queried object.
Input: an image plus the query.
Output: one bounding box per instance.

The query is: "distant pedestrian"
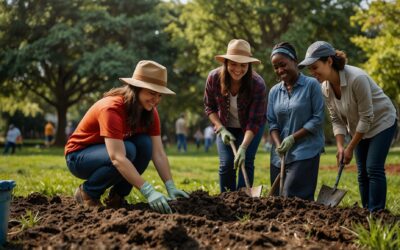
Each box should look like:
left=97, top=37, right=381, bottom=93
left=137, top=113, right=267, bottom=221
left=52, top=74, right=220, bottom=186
left=175, top=113, right=188, bottom=152
left=65, top=121, right=75, bottom=140
left=204, top=125, right=214, bottom=152
left=44, top=121, right=55, bottom=147
left=3, top=124, right=21, bottom=155
left=193, top=128, right=204, bottom=150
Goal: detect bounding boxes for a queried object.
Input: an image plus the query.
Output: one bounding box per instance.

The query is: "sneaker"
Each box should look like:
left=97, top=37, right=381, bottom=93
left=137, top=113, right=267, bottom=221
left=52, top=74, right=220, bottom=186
left=74, top=185, right=102, bottom=208
left=104, top=190, right=127, bottom=208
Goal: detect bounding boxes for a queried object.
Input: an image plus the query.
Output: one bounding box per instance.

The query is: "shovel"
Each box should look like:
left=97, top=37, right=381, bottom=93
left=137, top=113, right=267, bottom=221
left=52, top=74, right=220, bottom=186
left=268, top=155, right=285, bottom=197
left=230, top=141, right=263, bottom=197
left=316, top=161, right=347, bottom=207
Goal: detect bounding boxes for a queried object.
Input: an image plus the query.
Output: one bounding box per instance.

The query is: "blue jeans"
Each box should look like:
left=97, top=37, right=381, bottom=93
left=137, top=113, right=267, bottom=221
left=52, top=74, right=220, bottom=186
left=3, top=141, right=16, bottom=155
left=65, top=134, right=152, bottom=199
left=204, top=138, right=213, bottom=152
left=354, top=121, right=397, bottom=211
left=176, top=134, right=187, bottom=152
left=270, top=154, right=320, bottom=201
left=216, top=124, right=265, bottom=193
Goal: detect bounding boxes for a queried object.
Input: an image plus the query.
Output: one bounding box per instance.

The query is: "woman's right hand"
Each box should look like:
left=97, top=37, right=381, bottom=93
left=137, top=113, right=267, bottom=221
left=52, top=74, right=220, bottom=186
left=217, top=126, right=236, bottom=145
left=140, top=181, right=172, bottom=214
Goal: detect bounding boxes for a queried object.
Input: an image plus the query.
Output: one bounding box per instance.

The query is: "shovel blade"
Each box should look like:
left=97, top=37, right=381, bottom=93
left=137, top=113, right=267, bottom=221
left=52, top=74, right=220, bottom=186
left=240, top=185, right=263, bottom=198
left=316, top=184, right=347, bottom=207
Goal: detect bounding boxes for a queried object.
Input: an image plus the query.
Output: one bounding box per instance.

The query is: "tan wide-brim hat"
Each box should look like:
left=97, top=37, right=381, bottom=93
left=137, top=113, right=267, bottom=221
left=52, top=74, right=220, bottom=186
left=215, top=39, right=261, bottom=64
left=119, top=60, right=176, bottom=95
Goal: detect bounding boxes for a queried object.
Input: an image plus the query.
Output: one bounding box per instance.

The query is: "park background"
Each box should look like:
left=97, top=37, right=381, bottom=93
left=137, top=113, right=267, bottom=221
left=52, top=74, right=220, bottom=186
left=0, top=0, right=399, bottom=146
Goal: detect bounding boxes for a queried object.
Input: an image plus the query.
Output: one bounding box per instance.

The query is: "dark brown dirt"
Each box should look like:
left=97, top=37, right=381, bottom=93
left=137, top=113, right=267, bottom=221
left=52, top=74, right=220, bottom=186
left=4, top=191, right=399, bottom=249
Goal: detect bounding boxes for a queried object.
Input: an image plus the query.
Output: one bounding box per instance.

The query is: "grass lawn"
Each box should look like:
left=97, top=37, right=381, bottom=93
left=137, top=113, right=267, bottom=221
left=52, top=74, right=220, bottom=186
left=1, top=143, right=399, bottom=214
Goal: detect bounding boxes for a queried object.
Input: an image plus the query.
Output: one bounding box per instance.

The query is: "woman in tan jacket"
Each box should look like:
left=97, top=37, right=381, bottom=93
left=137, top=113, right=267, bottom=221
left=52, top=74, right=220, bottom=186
left=299, top=41, right=397, bottom=211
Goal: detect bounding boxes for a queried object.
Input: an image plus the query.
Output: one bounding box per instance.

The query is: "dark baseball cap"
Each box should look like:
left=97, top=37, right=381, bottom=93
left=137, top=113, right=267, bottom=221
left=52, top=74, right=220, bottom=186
left=298, top=41, right=336, bottom=68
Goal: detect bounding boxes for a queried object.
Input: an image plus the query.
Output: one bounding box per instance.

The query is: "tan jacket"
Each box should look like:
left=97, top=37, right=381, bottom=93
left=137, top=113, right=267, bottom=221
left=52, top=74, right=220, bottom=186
left=322, top=65, right=396, bottom=139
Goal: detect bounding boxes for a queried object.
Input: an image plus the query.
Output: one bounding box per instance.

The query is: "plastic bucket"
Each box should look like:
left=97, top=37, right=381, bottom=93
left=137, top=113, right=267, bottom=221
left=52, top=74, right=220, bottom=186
left=0, top=180, right=16, bottom=245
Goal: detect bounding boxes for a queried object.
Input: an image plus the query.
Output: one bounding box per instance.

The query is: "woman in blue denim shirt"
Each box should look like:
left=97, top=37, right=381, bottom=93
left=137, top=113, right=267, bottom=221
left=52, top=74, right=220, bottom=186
left=268, top=42, right=325, bottom=200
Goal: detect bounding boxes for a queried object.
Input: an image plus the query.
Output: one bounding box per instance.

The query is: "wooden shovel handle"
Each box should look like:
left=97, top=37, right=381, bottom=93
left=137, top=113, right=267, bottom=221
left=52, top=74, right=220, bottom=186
left=279, top=155, right=285, bottom=196
left=230, top=141, right=251, bottom=189
left=268, top=173, right=280, bottom=196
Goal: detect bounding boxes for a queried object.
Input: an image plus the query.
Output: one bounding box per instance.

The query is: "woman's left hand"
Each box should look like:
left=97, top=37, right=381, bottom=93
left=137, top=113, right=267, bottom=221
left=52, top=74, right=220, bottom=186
left=343, top=147, right=353, bottom=165
left=165, top=180, right=190, bottom=200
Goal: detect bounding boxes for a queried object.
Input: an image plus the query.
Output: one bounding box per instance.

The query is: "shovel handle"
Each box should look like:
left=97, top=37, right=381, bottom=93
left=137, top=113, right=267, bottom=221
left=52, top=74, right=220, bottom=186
left=230, top=141, right=251, bottom=189
left=279, top=155, right=285, bottom=196
left=333, top=161, right=345, bottom=189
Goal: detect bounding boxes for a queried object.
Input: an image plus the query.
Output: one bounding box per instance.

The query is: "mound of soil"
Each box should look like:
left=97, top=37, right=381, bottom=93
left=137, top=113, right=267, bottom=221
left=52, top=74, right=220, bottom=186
left=4, top=191, right=399, bottom=249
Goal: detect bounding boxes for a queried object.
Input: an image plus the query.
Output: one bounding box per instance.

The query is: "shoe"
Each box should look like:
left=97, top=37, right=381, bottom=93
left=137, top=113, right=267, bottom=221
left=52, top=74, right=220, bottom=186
left=74, top=185, right=102, bottom=208
left=104, top=190, right=127, bottom=208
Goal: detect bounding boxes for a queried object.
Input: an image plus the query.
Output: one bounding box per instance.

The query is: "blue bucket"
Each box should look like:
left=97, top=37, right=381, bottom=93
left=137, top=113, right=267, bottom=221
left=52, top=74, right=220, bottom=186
left=0, top=180, right=16, bottom=245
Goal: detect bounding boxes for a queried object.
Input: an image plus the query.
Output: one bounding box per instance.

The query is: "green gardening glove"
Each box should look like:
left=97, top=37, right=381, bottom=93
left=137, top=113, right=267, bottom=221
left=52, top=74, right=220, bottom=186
left=234, top=145, right=247, bottom=170
left=140, top=181, right=172, bottom=214
left=165, top=180, right=190, bottom=200
left=276, top=135, right=295, bottom=155
left=217, top=126, right=236, bottom=145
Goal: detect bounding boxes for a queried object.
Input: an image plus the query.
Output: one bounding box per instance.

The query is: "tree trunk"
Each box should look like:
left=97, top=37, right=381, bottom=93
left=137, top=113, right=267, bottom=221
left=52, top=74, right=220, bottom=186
left=55, top=104, right=68, bottom=146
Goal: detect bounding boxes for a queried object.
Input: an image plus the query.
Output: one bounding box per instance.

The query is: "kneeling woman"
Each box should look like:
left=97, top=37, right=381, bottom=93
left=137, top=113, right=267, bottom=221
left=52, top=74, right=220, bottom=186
left=65, top=60, right=188, bottom=213
left=268, top=42, right=325, bottom=200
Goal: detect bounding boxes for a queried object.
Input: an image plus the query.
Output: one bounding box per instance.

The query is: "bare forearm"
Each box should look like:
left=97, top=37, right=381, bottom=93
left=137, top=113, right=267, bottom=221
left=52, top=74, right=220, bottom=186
left=112, top=157, right=145, bottom=189
left=152, top=151, right=173, bottom=183
left=241, top=130, right=254, bottom=148
left=208, top=113, right=222, bottom=131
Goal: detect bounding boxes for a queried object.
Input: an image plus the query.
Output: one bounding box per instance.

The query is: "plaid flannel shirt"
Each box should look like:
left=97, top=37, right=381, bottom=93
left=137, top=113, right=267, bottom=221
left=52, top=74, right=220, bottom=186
left=204, top=67, right=268, bottom=134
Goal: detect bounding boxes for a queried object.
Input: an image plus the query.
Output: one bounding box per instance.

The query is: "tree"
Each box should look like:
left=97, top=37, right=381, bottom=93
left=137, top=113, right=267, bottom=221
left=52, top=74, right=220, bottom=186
left=0, top=0, right=171, bottom=145
left=166, top=0, right=363, bottom=86
left=350, top=0, right=400, bottom=107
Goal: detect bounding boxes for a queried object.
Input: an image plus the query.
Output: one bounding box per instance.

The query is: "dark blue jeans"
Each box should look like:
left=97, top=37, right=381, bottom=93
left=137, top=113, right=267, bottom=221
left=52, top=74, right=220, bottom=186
left=176, top=134, right=187, bottom=152
left=270, top=154, right=320, bottom=201
left=354, top=121, right=397, bottom=211
left=216, top=124, right=265, bottom=193
left=3, top=141, right=16, bottom=155
left=65, top=134, right=152, bottom=199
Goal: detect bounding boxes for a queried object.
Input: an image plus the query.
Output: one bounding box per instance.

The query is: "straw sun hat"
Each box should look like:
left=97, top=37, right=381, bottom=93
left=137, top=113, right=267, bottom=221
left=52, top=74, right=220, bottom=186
left=119, top=60, right=175, bottom=95
left=215, top=39, right=260, bottom=64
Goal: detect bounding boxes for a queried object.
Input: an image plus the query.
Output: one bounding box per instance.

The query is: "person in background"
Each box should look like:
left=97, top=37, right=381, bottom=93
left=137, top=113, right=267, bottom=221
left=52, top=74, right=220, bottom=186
left=65, top=60, right=189, bottom=213
left=268, top=42, right=325, bottom=200
left=299, top=41, right=397, bottom=211
left=65, top=121, right=75, bottom=140
left=204, top=39, right=267, bottom=193
left=3, top=124, right=22, bottom=155
left=44, top=121, right=55, bottom=147
left=175, top=113, right=188, bottom=153
left=193, top=127, right=204, bottom=150
left=204, top=125, right=215, bottom=153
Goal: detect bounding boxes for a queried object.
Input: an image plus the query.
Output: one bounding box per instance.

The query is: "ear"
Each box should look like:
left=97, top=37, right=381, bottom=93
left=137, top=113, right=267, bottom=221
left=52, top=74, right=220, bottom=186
left=327, top=56, right=333, bottom=67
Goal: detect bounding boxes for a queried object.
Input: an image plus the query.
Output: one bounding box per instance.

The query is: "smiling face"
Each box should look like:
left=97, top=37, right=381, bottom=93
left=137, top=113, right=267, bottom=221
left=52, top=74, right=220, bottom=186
left=227, top=60, right=249, bottom=83
left=138, top=88, right=162, bottom=111
left=307, top=58, right=333, bottom=83
left=271, top=53, right=298, bottom=84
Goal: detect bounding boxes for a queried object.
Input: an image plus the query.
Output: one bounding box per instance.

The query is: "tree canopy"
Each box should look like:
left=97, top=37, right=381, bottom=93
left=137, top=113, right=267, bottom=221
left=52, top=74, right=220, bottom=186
left=0, top=0, right=172, bottom=145
left=351, top=0, right=400, bottom=107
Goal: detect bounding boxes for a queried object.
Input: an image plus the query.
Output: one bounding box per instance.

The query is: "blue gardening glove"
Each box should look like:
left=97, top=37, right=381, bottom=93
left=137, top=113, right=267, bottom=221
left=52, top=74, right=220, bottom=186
left=140, top=181, right=172, bottom=214
left=217, top=126, right=236, bottom=145
left=234, top=145, right=247, bottom=170
left=276, top=135, right=295, bottom=155
left=165, top=180, right=190, bottom=200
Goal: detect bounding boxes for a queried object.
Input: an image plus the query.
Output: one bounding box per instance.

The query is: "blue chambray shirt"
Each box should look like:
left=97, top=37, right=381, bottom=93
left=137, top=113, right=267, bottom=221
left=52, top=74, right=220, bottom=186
left=267, top=73, right=325, bottom=167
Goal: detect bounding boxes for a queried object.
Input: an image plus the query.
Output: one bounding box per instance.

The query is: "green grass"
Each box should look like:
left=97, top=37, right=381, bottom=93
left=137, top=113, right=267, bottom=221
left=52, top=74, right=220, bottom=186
left=352, top=216, right=400, bottom=250
left=1, top=144, right=400, bottom=214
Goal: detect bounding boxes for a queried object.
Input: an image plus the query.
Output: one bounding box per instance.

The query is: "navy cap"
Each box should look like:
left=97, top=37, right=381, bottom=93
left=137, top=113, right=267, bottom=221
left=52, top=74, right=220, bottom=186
left=298, top=41, right=336, bottom=68
left=0, top=180, right=16, bottom=191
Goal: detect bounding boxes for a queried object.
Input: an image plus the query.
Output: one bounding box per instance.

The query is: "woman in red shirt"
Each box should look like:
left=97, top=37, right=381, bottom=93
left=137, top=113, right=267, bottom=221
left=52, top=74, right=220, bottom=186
left=65, top=60, right=188, bottom=213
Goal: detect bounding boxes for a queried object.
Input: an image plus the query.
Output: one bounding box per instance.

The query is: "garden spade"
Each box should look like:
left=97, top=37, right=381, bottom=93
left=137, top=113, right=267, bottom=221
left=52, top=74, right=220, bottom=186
left=230, top=141, right=262, bottom=197
left=316, top=161, right=347, bottom=207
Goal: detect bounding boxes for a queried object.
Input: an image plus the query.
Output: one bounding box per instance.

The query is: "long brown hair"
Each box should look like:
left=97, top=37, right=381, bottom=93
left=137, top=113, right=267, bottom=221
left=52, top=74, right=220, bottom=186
left=219, top=60, right=253, bottom=98
left=103, top=85, right=154, bottom=132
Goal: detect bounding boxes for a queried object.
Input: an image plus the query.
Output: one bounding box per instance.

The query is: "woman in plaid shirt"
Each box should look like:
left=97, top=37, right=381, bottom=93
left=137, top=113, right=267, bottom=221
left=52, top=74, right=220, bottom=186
left=204, top=39, right=268, bottom=193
